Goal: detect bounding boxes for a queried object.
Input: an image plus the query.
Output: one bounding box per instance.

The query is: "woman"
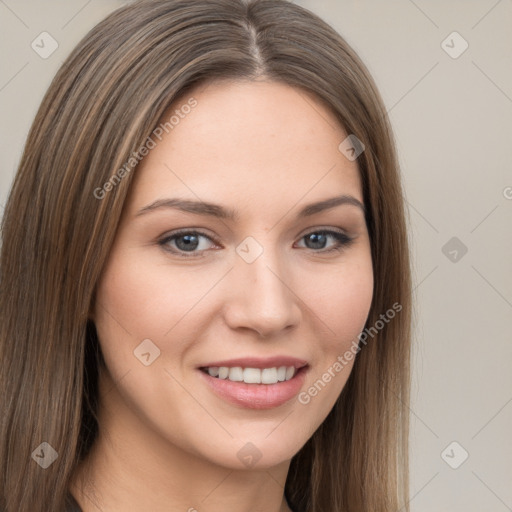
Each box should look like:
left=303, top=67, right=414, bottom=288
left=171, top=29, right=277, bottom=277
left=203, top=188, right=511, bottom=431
left=0, top=0, right=412, bottom=511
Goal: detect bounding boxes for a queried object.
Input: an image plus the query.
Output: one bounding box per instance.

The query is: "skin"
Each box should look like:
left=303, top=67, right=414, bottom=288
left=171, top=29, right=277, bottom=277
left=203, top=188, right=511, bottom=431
left=71, top=80, right=374, bottom=512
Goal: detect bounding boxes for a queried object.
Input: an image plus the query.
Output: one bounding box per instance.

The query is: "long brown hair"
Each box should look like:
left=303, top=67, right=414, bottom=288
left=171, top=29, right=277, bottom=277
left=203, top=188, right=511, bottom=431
left=0, top=1, right=411, bottom=510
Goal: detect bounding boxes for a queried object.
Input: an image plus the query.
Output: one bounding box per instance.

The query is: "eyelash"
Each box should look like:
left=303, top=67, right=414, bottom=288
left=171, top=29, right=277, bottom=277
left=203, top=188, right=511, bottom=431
left=158, top=228, right=354, bottom=258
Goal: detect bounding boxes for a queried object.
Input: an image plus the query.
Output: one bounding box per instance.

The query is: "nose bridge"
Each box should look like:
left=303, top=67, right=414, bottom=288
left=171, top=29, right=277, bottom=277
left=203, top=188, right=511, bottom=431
left=224, top=236, right=300, bottom=336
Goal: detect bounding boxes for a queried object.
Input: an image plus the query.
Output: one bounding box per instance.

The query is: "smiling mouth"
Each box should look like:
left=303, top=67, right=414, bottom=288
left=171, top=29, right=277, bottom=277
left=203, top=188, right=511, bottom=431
left=200, top=365, right=301, bottom=385
left=198, top=364, right=309, bottom=409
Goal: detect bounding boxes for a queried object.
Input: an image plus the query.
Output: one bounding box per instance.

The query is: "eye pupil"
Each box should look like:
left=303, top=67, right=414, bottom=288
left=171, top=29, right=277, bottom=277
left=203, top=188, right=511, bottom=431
left=305, top=233, right=327, bottom=250
left=176, top=234, right=199, bottom=251
left=162, top=229, right=349, bottom=258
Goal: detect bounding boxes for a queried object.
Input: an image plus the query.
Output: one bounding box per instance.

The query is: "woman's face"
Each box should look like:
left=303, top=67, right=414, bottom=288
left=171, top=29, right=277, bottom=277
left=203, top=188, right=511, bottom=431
left=93, top=80, right=373, bottom=470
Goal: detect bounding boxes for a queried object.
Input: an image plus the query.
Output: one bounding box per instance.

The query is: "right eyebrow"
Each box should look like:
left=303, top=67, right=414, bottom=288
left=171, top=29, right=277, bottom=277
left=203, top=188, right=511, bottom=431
left=135, top=194, right=365, bottom=221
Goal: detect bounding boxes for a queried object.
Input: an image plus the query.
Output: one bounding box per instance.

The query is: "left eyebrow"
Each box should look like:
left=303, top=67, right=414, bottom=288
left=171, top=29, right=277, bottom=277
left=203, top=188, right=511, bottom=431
left=135, top=194, right=365, bottom=220
left=297, top=195, right=366, bottom=217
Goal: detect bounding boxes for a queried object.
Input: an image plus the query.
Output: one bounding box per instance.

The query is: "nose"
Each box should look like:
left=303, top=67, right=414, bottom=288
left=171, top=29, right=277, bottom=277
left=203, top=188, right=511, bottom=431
left=222, top=247, right=302, bottom=338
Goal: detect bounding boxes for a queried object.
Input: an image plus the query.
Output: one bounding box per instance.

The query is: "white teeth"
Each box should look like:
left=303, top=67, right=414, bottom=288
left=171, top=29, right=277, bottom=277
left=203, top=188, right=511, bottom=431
left=205, top=365, right=297, bottom=384
left=228, top=367, right=243, bottom=381
left=243, top=367, right=261, bottom=383
left=208, top=366, right=219, bottom=377
left=261, top=367, right=278, bottom=384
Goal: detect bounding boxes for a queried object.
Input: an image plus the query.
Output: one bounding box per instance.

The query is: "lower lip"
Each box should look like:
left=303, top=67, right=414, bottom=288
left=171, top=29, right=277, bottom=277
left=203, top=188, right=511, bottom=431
left=198, top=367, right=309, bottom=410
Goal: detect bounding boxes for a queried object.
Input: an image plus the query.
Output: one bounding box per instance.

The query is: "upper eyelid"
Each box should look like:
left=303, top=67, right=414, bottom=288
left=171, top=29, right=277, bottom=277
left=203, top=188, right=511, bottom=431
left=160, top=226, right=350, bottom=239
left=160, top=228, right=220, bottom=244
left=159, top=227, right=352, bottom=248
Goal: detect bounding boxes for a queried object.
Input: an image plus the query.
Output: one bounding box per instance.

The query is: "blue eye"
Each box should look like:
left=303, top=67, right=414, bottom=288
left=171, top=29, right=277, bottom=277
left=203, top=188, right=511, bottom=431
left=159, top=230, right=216, bottom=256
left=297, top=230, right=354, bottom=252
left=158, top=229, right=353, bottom=258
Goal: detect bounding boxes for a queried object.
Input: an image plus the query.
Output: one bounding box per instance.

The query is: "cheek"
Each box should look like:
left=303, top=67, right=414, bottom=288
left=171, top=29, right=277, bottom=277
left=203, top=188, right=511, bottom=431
left=295, top=258, right=373, bottom=427
left=306, top=256, right=374, bottom=349
left=91, top=257, right=169, bottom=381
left=92, top=253, right=218, bottom=383
left=94, top=254, right=191, bottom=339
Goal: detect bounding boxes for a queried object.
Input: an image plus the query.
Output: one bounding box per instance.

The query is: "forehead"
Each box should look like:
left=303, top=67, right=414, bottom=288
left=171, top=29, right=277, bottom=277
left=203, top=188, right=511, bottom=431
left=127, top=80, right=363, bottom=213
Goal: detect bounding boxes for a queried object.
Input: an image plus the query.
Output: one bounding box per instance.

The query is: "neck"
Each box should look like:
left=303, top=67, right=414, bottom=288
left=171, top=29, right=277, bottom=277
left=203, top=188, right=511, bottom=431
left=70, top=368, right=293, bottom=512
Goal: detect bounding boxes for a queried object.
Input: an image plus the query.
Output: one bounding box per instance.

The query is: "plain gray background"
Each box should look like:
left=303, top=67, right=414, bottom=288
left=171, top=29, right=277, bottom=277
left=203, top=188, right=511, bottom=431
left=1, top=1, right=511, bottom=510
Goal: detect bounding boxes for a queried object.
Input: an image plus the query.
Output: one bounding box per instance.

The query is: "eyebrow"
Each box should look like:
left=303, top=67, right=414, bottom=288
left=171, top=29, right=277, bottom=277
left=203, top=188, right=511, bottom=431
left=136, top=194, right=365, bottom=220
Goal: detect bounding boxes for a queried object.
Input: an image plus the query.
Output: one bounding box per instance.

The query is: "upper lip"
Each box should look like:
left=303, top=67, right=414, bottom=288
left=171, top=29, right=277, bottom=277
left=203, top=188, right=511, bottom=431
left=198, top=356, right=308, bottom=370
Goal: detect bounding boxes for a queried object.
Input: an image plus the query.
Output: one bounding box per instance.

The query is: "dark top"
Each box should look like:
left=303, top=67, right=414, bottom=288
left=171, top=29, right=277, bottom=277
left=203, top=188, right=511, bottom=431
left=65, top=492, right=295, bottom=511
left=65, top=493, right=82, bottom=512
